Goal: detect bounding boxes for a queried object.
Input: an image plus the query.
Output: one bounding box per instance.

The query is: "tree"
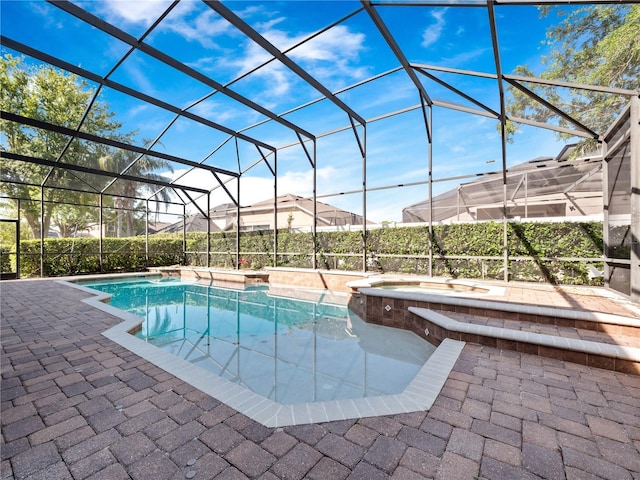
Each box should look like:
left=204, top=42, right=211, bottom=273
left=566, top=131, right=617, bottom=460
left=505, top=5, right=640, bottom=155
left=1, top=55, right=174, bottom=238
left=1, top=55, right=122, bottom=237
left=51, top=204, right=97, bottom=238
left=100, top=147, right=174, bottom=237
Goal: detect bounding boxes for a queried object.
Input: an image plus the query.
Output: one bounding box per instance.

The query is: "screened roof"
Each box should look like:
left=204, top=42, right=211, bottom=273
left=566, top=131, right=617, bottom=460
left=403, top=145, right=605, bottom=222
left=1, top=1, right=638, bottom=223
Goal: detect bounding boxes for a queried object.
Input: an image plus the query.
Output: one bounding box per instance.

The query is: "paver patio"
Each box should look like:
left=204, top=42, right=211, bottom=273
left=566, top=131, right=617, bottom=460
left=2, top=278, right=640, bottom=479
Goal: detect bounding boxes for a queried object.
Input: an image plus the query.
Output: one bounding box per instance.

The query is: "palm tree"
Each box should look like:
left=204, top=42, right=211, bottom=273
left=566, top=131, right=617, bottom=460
left=100, top=142, right=174, bottom=237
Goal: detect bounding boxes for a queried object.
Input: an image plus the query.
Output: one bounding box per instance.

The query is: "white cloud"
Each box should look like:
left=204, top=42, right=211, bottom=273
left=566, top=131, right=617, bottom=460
left=164, top=6, right=231, bottom=49
left=226, top=24, right=368, bottom=100
left=99, top=1, right=367, bottom=102
left=225, top=41, right=292, bottom=97
left=291, top=26, right=368, bottom=85
left=126, top=103, right=150, bottom=118
left=98, top=0, right=232, bottom=49
left=120, top=55, right=156, bottom=94
left=98, top=0, right=175, bottom=26
left=175, top=161, right=368, bottom=216
left=189, top=100, right=240, bottom=124
left=187, top=56, right=218, bottom=71
left=290, top=26, right=364, bottom=63
left=32, top=2, right=64, bottom=29
left=422, top=10, right=446, bottom=48
left=437, top=48, right=489, bottom=68
left=255, top=16, right=287, bottom=34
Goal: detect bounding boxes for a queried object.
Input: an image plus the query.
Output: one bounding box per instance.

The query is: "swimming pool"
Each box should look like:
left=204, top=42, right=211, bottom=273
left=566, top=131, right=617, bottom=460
left=79, top=277, right=435, bottom=405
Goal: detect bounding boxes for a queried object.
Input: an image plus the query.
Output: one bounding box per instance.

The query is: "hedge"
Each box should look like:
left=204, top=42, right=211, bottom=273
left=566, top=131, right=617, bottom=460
left=1, top=249, right=13, bottom=273
left=20, top=236, right=184, bottom=277
left=14, top=221, right=608, bottom=286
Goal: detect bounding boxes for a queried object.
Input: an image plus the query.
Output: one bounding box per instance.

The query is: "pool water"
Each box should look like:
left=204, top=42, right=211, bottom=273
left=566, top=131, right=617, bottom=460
left=379, top=285, right=470, bottom=294
left=81, top=277, right=435, bottom=405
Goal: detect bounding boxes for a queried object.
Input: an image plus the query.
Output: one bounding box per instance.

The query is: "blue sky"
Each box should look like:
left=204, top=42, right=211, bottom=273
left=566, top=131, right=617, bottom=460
left=1, top=0, right=582, bottom=222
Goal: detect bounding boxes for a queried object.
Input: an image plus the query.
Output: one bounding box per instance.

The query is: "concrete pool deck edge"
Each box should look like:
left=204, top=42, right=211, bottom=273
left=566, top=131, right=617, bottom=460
left=60, top=277, right=465, bottom=428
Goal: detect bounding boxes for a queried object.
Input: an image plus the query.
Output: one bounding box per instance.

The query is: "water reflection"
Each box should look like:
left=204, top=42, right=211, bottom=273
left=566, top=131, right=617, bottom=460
left=82, top=278, right=434, bottom=404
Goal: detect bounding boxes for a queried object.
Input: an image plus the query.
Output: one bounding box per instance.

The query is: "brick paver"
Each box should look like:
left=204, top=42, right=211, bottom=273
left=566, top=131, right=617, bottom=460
left=2, top=278, right=640, bottom=479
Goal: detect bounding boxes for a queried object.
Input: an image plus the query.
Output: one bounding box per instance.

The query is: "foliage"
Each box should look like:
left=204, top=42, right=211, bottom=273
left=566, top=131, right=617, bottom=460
left=50, top=203, right=99, bottom=238
left=99, top=147, right=174, bottom=238
left=0, top=215, right=19, bottom=273
left=0, top=55, right=122, bottom=237
left=0, top=248, right=13, bottom=273
left=15, top=221, right=606, bottom=286
left=196, top=221, right=604, bottom=285
left=505, top=5, right=640, bottom=155
left=19, top=236, right=184, bottom=277
left=0, top=55, right=174, bottom=239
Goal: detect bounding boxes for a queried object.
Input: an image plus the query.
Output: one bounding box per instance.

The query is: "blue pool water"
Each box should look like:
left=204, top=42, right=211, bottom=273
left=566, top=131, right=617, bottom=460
left=81, top=277, right=435, bottom=405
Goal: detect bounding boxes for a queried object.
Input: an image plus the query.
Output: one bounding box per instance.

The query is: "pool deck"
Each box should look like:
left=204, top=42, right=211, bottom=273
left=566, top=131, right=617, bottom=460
left=2, top=277, right=640, bottom=479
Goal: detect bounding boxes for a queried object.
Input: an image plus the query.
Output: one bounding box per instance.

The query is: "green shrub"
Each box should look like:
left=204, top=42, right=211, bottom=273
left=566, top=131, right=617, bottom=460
left=20, top=236, right=184, bottom=277
left=0, top=247, right=13, bottom=273
left=15, top=221, right=606, bottom=286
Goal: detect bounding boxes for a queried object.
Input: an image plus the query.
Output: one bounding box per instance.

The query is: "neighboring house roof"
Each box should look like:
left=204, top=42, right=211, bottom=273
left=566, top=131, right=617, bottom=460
left=208, top=203, right=239, bottom=219
left=246, top=194, right=367, bottom=226
left=403, top=145, right=603, bottom=223
left=148, top=221, right=172, bottom=233
left=157, top=214, right=221, bottom=233
left=158, top=194, right=365, bottom=233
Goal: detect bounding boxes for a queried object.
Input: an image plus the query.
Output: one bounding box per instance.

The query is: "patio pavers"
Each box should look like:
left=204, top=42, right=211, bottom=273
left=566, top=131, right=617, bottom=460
left=484, top=282, right=639, bottom=318
left=2, top=278, right=640, bottom=479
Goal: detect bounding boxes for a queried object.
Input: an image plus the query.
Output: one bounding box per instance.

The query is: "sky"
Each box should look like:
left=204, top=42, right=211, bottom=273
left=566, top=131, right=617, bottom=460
left=1, top=0, right=592, bottom=223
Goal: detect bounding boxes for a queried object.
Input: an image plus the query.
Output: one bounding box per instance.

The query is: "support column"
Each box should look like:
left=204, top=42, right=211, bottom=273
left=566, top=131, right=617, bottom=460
left=603, top=143, right=610, bottom=291
left=16, top=199, right=21, bottom=279
left=362, top=126, right=367, bottom=273
left=183, top=203, right=187, bottom=266
left=145, top=199, right=149, bottom=265
left=503, top=183, right=509, bottom=282
left=312, top=140, right=317, bottom=270
left=428, top=106, right=433, bottom=277
left=206, top=195, right=210, bottom=268
left=273, top=151, right=278, bottom=268
left=236, top=179, right=240, bottom=270
left=40, top=186, right=44, bottom=278
left=630, top=96, right=639, bottom=302
left=99, top=194, right=103, bottom=272
left=524, top=172, right=528, bottom=219
left=486, top=0, right=509, bottom=282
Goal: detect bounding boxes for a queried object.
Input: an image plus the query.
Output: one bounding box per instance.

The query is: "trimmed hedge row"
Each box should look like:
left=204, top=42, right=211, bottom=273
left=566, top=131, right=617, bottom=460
left=0, top=249, right=12, bottom=273
left=14, top=221, right=607, bottom=285
left=19, top=236, right=184, bottom=277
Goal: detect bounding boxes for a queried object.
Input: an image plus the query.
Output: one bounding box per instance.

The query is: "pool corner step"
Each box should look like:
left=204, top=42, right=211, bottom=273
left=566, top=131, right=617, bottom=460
left=408, top=307, right=640, bottom=376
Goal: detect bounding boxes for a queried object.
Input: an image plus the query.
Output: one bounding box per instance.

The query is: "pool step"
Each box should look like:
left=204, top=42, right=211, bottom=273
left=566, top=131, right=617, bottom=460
left=408, top=307, right=640, bottom=375
left=443, top=310, right=640, bottom=349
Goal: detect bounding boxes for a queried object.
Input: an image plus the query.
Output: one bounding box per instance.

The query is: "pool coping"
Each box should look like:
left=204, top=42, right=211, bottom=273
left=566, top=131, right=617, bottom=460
left=60, top=276, right=465, bottom=427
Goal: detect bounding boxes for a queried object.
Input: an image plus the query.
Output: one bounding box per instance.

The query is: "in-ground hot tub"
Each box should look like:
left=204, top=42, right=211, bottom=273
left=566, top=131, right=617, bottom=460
left=346, top=276, right=506, bottom=346
left=347, top=276, right=505, bottom=297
